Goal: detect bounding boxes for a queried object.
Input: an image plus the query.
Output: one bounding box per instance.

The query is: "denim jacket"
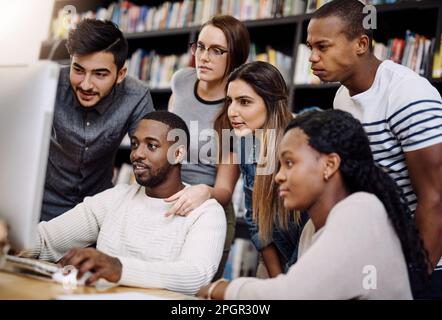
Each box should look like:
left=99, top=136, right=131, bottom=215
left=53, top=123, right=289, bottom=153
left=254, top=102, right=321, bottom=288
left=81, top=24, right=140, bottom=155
left=238, top=137, right=306, bottom=272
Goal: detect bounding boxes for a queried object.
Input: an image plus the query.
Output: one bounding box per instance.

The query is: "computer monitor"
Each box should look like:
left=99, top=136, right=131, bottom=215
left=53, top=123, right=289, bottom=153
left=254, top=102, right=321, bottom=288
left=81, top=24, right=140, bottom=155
left=0, top=61, right=59, bottom=250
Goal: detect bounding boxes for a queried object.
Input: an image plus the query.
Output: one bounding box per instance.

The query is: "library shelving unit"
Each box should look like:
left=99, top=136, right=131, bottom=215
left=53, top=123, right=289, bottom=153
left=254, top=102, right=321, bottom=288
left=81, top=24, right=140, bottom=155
left=40, top=0, right=442, bottom=112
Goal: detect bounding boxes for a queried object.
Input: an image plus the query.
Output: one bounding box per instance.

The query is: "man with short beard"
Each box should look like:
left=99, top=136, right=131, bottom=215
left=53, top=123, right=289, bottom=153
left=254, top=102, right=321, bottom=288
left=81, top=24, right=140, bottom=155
left=42, top=19, right=154, bottom=221
left=23, top=111, right=226, bottom=295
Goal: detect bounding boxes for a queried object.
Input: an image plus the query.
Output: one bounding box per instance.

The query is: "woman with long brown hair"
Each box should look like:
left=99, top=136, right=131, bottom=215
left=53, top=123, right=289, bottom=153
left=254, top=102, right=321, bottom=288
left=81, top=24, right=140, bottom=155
left=214, top=61, right=305, bottom=277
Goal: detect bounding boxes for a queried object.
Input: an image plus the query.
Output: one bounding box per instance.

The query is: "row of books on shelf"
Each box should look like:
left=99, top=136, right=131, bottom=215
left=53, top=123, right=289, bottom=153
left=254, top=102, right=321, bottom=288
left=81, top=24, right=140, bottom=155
left=52, top=0, right=407, bottom=39
left=248, top=44, right=293, bottom=83
left=373, top=31, right=434, bottom=76
left=293, top=43, right=320, bottom=85
left=294, top=30, right=435, bottom=85
left=127, top=50, right=191, bottom=89
left=51, top=0, right=306, bottom=39
left=50, top=0, right=407, bottom=39
left=126, top=44, right=292, bottom=89
left=305, top=0, right=398, bottom=13
left=305, top=0, right=332, bottom=13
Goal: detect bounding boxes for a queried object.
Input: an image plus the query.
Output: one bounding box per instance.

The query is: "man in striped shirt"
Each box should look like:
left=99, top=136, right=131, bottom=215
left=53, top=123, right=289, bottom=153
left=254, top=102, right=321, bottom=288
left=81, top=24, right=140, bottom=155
left=307, top=0, right=442, bottom=298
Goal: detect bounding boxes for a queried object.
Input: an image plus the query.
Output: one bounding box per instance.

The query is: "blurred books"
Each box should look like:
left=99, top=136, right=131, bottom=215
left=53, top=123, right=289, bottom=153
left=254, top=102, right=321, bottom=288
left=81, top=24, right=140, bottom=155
left=223, top=238, right=258, bottom=280
left=51, top=0, right=309, bottom=39
left=126, top=50, right=191, bottom=89
left=373, top=30, right=434, bottom=77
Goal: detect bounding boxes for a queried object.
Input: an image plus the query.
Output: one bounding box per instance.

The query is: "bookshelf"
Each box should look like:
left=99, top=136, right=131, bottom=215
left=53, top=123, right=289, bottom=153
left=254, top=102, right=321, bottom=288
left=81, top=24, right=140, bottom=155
left=41, top=0, right=442, bottom=112
left=41, top=1, right=301, bottom=109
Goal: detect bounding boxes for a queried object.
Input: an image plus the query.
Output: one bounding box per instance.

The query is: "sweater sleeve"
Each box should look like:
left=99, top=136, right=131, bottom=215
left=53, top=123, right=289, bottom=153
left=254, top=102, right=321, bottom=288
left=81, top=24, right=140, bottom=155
left=24, top=185, right=128, bottom=262
left=225, top=193, right=410, bottom=300
left=117, top=200, right=227, bottom=295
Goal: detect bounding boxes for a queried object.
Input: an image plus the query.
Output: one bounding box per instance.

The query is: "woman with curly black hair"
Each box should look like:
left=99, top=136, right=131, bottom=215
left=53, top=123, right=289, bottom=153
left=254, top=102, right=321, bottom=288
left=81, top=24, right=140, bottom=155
left=199, top=109, right=429, bottom=299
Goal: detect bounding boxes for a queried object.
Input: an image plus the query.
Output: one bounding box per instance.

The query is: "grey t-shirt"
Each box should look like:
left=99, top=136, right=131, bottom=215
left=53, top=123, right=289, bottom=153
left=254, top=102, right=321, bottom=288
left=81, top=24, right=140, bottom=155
left=170, top=68, right=224, bottom=186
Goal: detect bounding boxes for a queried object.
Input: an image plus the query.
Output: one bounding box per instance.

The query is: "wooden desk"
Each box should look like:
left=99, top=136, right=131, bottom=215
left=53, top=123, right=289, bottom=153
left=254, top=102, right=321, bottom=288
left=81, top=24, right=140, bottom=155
left=0, top=267, right=192, bottom=300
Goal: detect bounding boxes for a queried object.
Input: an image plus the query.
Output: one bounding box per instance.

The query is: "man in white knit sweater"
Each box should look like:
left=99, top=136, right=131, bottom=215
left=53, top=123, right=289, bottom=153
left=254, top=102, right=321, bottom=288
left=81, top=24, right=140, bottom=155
left=25, top=111, right=227, bottom=295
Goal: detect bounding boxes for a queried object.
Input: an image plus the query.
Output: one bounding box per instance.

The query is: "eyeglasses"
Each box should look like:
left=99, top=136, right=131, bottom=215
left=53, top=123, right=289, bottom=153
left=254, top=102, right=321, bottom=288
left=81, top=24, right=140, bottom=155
left=189, top=42, right=228, bottom=59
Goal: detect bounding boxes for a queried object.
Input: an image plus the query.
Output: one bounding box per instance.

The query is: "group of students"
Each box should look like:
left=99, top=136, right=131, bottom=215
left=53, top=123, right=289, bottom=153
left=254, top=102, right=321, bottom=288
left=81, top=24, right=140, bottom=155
left=6, top=0, right=442, bottom=299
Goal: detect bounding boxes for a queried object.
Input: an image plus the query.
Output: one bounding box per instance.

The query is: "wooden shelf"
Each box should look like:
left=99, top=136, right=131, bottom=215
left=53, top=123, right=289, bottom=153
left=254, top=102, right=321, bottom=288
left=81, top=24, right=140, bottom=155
left=124, top=26, right=198, bottom=39
left=242, top=15, right=299, bottom=28
left=375, top=0, right=441, bottom=12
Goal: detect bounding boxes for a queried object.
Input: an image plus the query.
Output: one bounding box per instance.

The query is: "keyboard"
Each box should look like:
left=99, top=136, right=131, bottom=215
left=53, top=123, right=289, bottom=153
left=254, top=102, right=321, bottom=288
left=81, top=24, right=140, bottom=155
left=5, top=255, right=60, bottom=277
left=5, top=255, right=116, bottom=289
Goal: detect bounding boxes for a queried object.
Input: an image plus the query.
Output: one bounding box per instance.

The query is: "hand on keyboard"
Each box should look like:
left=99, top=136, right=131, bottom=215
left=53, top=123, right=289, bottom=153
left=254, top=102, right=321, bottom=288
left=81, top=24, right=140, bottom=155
left=5, top=254, right=116, bottom=290
left=5, top=254, right=60, bottom=277
left=58, top=247, right=122, bottom=286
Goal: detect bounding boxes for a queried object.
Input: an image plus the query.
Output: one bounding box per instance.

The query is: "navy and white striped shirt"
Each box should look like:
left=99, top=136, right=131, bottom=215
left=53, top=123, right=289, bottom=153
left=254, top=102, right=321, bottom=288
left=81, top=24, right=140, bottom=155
left=334, top=60, right=442, bottom=214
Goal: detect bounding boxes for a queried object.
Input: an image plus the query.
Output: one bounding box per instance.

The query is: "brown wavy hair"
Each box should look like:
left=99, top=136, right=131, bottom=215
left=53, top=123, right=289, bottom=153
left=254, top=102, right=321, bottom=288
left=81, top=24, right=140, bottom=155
left=214, top=61, right=294, bottom=241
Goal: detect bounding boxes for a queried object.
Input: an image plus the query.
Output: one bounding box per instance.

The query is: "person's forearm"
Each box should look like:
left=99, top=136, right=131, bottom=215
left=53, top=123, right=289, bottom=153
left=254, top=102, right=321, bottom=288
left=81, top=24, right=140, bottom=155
left=28, top=201, right=101, bottom=261
left=118, top=256, right=216, bottom=295
left=208, top=186, right=232, bottom=207
left=415, top=198, right=442, bottom=271
left=261, top=244, right=283, bottom=277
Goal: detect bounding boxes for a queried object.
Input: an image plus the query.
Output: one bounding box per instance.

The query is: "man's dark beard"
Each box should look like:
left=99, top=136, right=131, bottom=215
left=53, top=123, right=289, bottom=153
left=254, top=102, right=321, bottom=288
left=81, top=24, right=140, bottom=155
left=135, top=163, right=172, bottom=188
left=72, top=76, right=118, bottom=108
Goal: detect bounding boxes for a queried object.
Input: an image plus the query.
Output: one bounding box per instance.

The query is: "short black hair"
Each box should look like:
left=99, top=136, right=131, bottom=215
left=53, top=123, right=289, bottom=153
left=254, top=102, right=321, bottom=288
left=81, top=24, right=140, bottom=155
left=312, top=0, right=373, bottom=51
left=142, top=111, right=190, bottom=152
left=66, top=19, right=128, bottom=70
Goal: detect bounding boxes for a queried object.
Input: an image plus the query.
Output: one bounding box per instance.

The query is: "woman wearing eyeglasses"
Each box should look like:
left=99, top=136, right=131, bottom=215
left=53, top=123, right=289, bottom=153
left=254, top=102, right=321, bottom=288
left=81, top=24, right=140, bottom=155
left=166, top=15, right=250, bottom=280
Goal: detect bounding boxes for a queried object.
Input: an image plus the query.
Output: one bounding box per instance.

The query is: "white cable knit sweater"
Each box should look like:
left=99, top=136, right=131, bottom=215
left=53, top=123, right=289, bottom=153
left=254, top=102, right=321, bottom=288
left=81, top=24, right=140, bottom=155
left=28, top=184, right=227, bottom=295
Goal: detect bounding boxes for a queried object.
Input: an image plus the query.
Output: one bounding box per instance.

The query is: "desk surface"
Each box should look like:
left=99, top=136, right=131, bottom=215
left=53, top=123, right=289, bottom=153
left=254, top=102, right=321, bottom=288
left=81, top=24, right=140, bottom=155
left=0, top=267, right=192, bottom=300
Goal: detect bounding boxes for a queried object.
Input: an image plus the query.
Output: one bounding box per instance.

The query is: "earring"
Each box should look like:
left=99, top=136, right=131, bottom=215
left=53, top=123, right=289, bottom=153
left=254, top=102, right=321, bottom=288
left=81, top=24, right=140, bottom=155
left=323, top=172, right=329, bottom=181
